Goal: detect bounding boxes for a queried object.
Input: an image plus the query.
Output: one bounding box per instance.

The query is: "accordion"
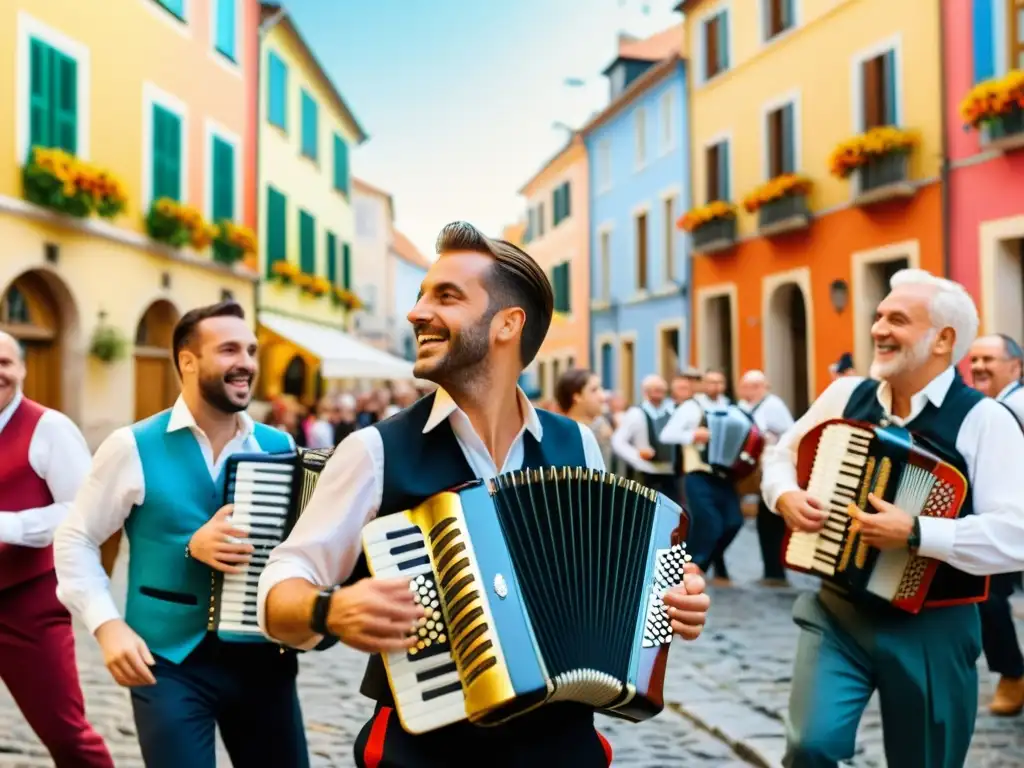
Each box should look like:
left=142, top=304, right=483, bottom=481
left=693, top=405, right=764, bottom=480
left=208, top=447, right=333, bottom=641
left=783, top=418, right=970, bottom=614
left=361, top=467, right=690, bottom=735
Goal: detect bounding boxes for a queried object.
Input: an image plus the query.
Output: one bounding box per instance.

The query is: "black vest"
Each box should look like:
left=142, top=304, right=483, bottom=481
left=842, top=373, right=988, bottom=605
left=355, top=395, right=597, bottom=740
left=642, top=405, right=676, bottom=467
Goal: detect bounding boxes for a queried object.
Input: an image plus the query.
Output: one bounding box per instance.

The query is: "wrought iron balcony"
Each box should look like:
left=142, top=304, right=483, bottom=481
left=853, top=153, right=914, bottom=207
left=690, top=217, right=736, bottom=254
left=757, top=194, right=811, bottom=237
left=986, top=108, right=1024, bottom=152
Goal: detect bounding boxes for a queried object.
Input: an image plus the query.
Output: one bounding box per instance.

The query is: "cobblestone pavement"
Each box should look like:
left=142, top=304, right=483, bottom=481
left=2, top=523, right=1022, bottom=766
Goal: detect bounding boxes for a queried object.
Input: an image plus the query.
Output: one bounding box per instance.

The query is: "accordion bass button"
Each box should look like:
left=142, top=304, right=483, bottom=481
left=493, top=573, right=508, bottom=599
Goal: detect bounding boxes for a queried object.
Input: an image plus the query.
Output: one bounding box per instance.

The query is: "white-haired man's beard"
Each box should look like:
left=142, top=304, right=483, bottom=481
left=869, top=329, right=936, bottom=380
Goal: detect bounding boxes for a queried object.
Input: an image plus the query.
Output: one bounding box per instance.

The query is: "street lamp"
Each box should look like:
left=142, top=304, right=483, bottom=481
left=829, top=279, right=849, bottom=314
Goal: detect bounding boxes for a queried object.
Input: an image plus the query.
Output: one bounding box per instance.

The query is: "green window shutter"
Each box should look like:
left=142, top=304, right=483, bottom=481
left=53, top=50, right=77, bottom=153
left=342, top=242, right=352, bottom=290
left=28, top=39, right=53, bottom=152
left=215, top=0, right=237, bottom=60
left=266, top=186, right=287, bottom=277
left=717, top=12, right=729, bottom=70
left=883, top=49, right=898, bottom=125
left=301, top=90, right=318, bottom=160
left=268, top=52, right=287, bottom=130
left=299, top=210, right=316, bottom=274
left=562, top=261, right=571, bottom=312
left=563, top=182, right=571, bottom=218
left=718, top=140, right=731, bottom=200
left=326, top=231, right=338, bottom=285
left=333, top=134, right=349, bottom=194
left=159, top=0, right=185, bottom=20
left=781, top=104, right=795, bottom=174
left=28, top=39, right=78, bottom=155
left=211, top=136, right=235, bottom=221
left=152, top=105, right=182, bottom=202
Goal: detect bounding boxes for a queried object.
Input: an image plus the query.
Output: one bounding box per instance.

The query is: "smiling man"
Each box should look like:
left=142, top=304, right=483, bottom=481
left=761, top=269, right=1024, bottom=767
left=258, top=221, right=711, bottom=767
left=54, top=301, right=309, bottom=768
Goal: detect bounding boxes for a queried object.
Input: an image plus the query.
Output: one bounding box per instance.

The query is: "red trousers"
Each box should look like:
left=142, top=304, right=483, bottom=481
left=0, top=570, right=113, bottom=768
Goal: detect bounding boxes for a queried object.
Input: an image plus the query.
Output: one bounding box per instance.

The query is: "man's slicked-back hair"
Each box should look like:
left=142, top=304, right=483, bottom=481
left=435, top=221, right=553, bottom=367
left=171, top=300, right=246, bottom=375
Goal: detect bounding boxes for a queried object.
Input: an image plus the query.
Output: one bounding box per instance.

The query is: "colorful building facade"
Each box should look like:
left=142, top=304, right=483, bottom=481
left=255, top=2, right=368, bottom=404
left=584, top=26, right=690, bottom=406
left=518, top=135, right=591, bottom=401
left=945, top=0, right=1024, bottom=342
left=389, top=230, right=431, bottom=361
left=678, top=0, right=944, bottom=412
left=352, top=176, right=395, bottom=351
left=0, top=0, right=260, bottom=447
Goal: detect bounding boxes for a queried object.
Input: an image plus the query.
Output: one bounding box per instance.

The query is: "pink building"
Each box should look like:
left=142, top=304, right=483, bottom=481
left=945, top=0, right=1024, bottom=340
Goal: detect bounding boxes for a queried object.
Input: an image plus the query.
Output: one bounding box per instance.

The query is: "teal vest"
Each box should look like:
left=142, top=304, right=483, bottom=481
left=123, top=409, right=292, bottom=663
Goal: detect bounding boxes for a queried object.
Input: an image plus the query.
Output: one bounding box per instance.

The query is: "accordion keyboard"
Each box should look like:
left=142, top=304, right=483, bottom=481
left=786, top=423, right=872, bottom=576
left=218, top=461, right=293, bottom=634
left=363, top=515, right=465, bottom=733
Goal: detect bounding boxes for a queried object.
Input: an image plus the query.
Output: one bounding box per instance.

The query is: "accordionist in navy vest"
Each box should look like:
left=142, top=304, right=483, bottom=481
left=842, top=372, right=988, bottom=605
left=642, top=406, right=676, bottom=468
left=353, top=394, right=589, bottom=724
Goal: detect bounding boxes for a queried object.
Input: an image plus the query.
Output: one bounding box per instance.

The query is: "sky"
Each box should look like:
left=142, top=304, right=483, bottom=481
left=282, top=0, right=682, bottom=261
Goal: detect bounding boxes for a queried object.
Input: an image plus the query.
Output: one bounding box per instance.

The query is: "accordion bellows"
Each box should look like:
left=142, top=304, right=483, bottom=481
left=362, top=467, right=690, bottom=734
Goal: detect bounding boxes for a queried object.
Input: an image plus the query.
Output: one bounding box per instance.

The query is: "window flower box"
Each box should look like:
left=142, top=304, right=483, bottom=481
left=146, top=198, right=216, bottom=250
left=23, top=146, right=128, bottom=220
left=829, top=126, right=917, bottom=206
left=676, top=201, right=737, bottom=254
left=960, top=71, right=1024, bottom=151
left=742, top=174, right=813, bottom=236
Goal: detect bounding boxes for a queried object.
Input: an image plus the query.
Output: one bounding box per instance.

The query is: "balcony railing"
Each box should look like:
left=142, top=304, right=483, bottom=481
left=691, top=217, right=736, bottom=254
left=853, top=153, right=914, bottom=207
left=986, top=108, right=1024, bottom=152
left=757, top=194, right=811, bottom=236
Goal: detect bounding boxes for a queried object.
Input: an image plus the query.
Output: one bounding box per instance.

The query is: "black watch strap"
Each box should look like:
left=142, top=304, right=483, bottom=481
left=908, top=517, right=922, bottom=550
left=310, top=585, right=339, bottom=636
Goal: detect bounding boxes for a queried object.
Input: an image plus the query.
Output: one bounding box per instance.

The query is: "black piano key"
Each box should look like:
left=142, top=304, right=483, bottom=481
left=397, top=554, right=431, bottom=571
left=390, top=541, right=425, bottom=555
left=386, top=526, right=420, bottom=540
left=422, top=680, right=463, bottom=701
left=416, top=661, right=458, bottom=682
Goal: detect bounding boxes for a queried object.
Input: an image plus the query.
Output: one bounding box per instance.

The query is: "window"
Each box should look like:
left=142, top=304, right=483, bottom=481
left=155, top=0, right=185, bottom=20
left=1012, top=0, right=1024, bottom=70
left=663, top=196, right=677, bottom=281
left=300, top=89, right=318, bottom=160
left=524, top=208, right=535, bottom=244
left=552, top=262, right=571, bottom=313
left=265, top=186, right=287, bottom=278
left=599, top=230, right=612, bottom=300
left=152, top=103, right=183, bottom=202
left=326, top=230, right=338, bottom=286
left=333, top=133, right=349, bottom=194
left=764, top=0, right=795, bottom=41
left=635, top=212, right=649, bottom=291
left=267, top=51, right=287, bottom=130
left=0, top=286, right=30, bottom=325
left=214, top=0, right=237, bottom=61
left=355, top=199, right=376, bottom=237
left=299, top=209, right=316, bottom=274
left=342, top=242, right=352, bottom=290
left=598, top=141, right=611, bottom=189
left=635, top=107, right=647, bottom=166
left=702, top=10, right=729, bottom=80
left=766, top=102, right=796, bottom=178
left=705, top=139, right=731, bottom=202
left=552, top=182, right=571, bottom=227
left=210, top=134, right=235, bottom=221
left=535, top=203, right=545, bottom=239
left=28, top=37, right=78, bottom=154
left=860, top=49, right=897, bottom=130
left=600, top=343, right=614, bottom=390
left=660, top=89, right=675, bottom=152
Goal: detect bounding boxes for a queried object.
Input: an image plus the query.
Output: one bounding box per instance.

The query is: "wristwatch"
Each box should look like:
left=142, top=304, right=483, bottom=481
left=907, top=518, right=921, bottom=551
left=310, top=584, right=340, bottom=636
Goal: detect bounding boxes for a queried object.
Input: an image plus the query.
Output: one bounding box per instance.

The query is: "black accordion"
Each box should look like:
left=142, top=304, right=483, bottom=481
left=362, top=467, right=691, bottom=734
left=208, top=447, right=333, bottom=641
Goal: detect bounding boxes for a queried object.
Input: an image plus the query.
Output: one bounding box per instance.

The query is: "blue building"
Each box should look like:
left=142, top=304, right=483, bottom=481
left=582, top=26, right=691, bottom=405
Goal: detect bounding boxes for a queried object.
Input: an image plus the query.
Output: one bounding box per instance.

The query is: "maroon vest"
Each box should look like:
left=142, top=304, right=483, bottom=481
left=0, top=397, right=55, bottom=591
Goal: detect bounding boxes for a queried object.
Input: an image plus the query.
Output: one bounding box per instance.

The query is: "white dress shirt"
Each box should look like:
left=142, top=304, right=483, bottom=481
left=658, top=394, right=727, bottom=446
left=256, top=387, right=606, bottom=643
left=761, top=368, right=1024, bottom=576
left=739, top=394, right=795, bottom=446
left=0, top=390, right=91, bottom=547
left=610, top=401, right=675, bottom=475
left=54, top=396, right=291, bottom=634
left=996, top=380, right=1024, bottom=425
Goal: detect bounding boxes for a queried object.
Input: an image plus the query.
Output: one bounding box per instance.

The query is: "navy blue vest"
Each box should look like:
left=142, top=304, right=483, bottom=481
left=842, top=373, right=988, bottom=605
left=355, top=393, right=596, bottom=741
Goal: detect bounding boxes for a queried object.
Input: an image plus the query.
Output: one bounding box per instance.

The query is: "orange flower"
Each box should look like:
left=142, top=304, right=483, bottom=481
left=676, top=200, right=737, bottom=233
left=960, top=70, right=1024, bottom=129
left=827, top=126, right=918, bottom=179
left=741, top=174, right=813, bottom=214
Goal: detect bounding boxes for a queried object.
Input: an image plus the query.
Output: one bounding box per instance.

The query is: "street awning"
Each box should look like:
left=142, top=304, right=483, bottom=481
left=258, top=312, right=418, bottom=380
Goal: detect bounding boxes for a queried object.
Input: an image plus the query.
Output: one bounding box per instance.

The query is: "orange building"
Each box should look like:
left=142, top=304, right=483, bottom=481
left=517, top=135, right=590, bottom=399
left=678, top=0, right=944, bottom=412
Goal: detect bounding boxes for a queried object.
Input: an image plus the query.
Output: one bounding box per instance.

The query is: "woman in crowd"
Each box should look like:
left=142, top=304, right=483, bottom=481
left=555, top=368, right=613, bottom=469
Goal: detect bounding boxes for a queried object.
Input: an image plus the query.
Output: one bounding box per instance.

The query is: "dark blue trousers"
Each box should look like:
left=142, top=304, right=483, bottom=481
left=979, top=572, right=1024, bottom=678
left=683, top=471, right=742, bottom=572
left=130, top=634, right=309, bottom=768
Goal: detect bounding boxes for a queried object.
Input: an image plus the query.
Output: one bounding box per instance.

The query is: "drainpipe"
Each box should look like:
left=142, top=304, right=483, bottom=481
left=938, top=0, right=952, bottom=280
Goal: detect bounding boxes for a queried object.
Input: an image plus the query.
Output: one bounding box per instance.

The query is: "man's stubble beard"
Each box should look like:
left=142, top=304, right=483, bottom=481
left=198, top=370, right=250, bottom=414
left=869, top=329, right=936, bottom=380
left=415, top=308, right=496, bottom=392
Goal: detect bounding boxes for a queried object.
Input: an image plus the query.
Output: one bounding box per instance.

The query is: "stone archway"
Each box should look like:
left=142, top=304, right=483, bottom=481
left=0, top=269, right=81, bottom=419
left=764, top=281, right=811, bottom=416
left=282, top=354, right=307, bottom=399
left=134, top=299, right=180, bottom=420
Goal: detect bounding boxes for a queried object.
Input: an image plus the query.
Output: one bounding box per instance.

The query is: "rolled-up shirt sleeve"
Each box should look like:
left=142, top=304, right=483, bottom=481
left=256, top=429, right=383, bottom=638
left=659, top=399, right=702, bottom=446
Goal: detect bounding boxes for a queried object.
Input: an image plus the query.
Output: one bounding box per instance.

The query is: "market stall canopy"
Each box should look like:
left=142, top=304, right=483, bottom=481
left=258, top=312, right=418, bottom=380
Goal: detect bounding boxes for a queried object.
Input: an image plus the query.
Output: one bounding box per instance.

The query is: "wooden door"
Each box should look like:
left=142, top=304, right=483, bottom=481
left=134, top=355, right=176, bottom=420
left=21, top=340, right=60, bottom=410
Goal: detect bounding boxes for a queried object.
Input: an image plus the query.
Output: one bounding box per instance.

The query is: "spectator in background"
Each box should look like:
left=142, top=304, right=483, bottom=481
left=835, top=352, right=856, bottom=378
left=555, top=368, right=612, bottom=469
left=333, top=394, right=358, bottom=446
left=306, top=397, right=335, bottom=450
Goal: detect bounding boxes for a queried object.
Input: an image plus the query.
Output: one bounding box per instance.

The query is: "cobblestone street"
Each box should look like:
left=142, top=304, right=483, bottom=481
left=1, top=523, right=1022, bottom=766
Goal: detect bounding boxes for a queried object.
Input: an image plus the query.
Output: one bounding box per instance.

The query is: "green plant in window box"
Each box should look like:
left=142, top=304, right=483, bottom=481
left=212, top=220, right=257, bottom=265
left=89, top=316, right=127, bottom=364
left=146, top=198, right=215, bottom=249
left=22, top=146, right=128, bottom=219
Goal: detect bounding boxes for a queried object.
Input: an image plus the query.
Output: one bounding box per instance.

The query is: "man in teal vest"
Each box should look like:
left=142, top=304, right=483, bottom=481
left=761, top=269, right=1024, bottom=767
left=256, top=221, right=712, bottom=767
left=54, top=301, right=307, bottom=768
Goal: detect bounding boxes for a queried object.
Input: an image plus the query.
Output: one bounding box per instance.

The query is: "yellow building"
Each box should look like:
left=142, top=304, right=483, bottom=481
left=679, top=0, right=944, bottom=410
left=255, top=3, right=375, bottom=405
left=0, top=1, right=260, bottom=448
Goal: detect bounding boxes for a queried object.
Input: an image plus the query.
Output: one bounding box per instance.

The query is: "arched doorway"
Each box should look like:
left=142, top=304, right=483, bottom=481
left=134, top=300, right=180, bottom=420
left=0, top=270, right=70, bottom=411
left=765, top=282, right=810, bottom=416
left=700, top=288, right=737, bottom=401
left=282, top=354, right=307, bottom=399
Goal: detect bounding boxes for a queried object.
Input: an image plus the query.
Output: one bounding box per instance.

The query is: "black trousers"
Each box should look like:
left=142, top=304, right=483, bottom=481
left=979, top=572, right=1024, bottom=679
left=756, top=499, right=788, bottom=580
left=130, top=635, right=308, bottom=768
left=682, top=472, right=742, bottom=574
left=353, top=702, right=611, bottom=767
